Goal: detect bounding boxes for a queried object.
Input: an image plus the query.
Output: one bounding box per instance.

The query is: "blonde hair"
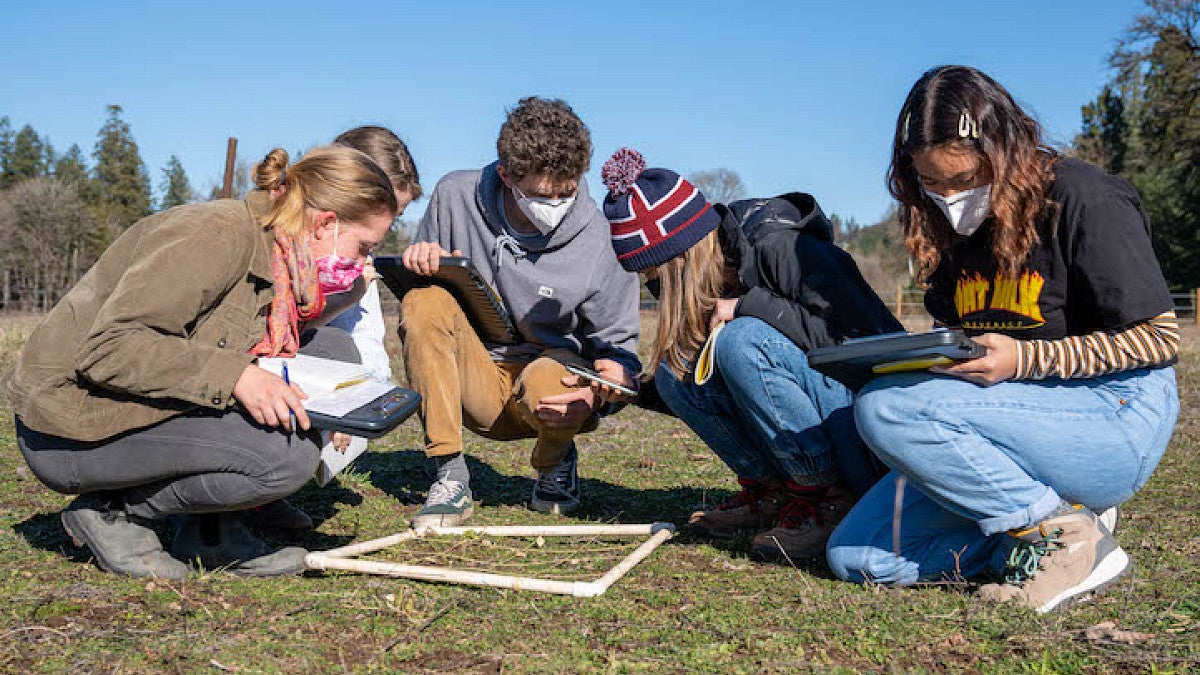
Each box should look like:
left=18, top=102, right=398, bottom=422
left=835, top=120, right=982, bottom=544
left=253, top=145, right=397, bottom=236
left=648, top=230, right=728, bottom=380
left=334, top=126, right=423, bottom=200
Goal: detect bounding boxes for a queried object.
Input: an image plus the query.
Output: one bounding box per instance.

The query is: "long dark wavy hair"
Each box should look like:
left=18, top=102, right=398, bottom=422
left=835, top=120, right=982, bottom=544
left=888, top=65, right=1058, bottom=283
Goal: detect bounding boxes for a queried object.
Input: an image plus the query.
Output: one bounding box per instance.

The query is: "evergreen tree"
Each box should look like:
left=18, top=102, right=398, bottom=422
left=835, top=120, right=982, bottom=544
left=158, top=155, right=194, bottom=210
left=1073, top=0, right=1199, bottom=287
left=92, top=104, right=152, bottom=236
left=53, top=144, right=89, bottom=185
left=1075, top=86, right=1129, bottom=174
left=8, top=125, right=49, bottom=183
left=0, top=116, right=12, bottom=187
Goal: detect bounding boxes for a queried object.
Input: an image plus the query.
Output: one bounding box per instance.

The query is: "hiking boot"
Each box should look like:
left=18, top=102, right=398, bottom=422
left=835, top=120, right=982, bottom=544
left=412, top=479, right=474, bottom=530
left=750, top=484, right=851, bottom=562
left=530, top=444, right=580, bottom=515
left=978, top=505, right=1131, bottom=614
left=171, top=513, right=308, bottom=577
left=241, top=499, right=313, bottom=530
left=60, top=494, right=189, bottom=580
left=688, top=476, right=786, bottom=539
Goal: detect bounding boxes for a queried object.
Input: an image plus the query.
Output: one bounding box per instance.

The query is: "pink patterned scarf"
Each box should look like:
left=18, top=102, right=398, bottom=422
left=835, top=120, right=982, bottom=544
left=249, top=231, right=326, bottom=358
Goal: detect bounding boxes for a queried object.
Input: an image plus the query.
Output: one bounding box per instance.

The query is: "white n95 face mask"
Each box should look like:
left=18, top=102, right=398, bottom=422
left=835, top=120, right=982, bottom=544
left=513, top=186, right=576, bottom=234
left=924, top=184, right=992, bottom=236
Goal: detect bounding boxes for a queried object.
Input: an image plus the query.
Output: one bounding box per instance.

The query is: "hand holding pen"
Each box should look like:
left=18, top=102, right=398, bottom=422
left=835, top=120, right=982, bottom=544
left=231, top=362, right=310, bottom=431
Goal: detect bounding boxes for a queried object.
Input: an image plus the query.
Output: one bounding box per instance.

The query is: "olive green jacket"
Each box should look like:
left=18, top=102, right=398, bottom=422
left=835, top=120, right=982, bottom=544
left=9, top=193, right=276, bottom=441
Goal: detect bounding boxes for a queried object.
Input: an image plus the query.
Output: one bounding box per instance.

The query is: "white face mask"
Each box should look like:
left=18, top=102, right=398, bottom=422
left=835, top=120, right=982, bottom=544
left=924, top=184, right=992, bottom=236
left=512, top=185, right=575, bottom=234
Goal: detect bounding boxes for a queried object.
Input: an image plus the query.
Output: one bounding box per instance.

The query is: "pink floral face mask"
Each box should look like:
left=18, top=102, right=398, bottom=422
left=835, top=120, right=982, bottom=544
left=316, top=220, right=364, bottom=295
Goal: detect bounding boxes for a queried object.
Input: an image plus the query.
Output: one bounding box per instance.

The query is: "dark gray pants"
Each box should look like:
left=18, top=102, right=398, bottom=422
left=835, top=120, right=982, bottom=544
left=16, top=327, right=360, bottom=520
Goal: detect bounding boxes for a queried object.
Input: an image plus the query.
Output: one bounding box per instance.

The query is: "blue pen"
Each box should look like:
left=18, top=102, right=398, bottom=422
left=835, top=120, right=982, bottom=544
left=282, top=362, right=296, bottom=435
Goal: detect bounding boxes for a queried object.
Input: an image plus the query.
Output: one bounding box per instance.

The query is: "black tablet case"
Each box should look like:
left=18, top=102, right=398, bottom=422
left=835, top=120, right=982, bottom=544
left=374, top=256, right=518, bottom=345
left=307, top=386, right=421, bottom=439
left=807, top=330, right=985, bottom=387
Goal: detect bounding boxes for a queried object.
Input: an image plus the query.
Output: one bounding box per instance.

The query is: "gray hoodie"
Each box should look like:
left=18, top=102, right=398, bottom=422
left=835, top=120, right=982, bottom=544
left=415, top=162, right=641, bottom=375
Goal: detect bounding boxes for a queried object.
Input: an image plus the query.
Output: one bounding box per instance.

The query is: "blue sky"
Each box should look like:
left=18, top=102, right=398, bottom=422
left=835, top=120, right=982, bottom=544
left=1, top=0, right=1140, bottom=225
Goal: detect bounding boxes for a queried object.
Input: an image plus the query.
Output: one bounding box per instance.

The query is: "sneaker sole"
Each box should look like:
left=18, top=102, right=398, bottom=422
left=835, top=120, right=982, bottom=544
left=1035, top=546, right=1132, bottom=614
left=411, top=504, right=475, bottom=531
left=529, top=499, right=579, bottom=515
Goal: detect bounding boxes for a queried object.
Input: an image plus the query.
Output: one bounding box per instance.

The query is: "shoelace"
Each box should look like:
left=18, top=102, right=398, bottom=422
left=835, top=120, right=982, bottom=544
left=536, top=458, right=575, bottom=497
left=426, top=479, right=463, bottom=505
left=1003, top=528, right=1064, bottom=584
left=775, top=496, right=821, bottom=529
left=717, top=488, right=759, bottom=512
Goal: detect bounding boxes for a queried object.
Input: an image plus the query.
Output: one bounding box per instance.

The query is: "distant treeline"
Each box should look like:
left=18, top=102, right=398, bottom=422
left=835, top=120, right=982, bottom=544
left=1, top=1, right=1195, bottom=312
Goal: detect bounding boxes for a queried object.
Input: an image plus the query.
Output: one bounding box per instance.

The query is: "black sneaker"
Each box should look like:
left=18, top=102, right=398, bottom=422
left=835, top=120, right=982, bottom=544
left=530, top=444, right=580, bottom=515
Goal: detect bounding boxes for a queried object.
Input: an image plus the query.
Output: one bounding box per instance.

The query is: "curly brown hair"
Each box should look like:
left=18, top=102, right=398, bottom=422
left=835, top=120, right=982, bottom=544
left=497, top=97, right=592, bottom=182
left=888, top=65, right=1059, bottom=283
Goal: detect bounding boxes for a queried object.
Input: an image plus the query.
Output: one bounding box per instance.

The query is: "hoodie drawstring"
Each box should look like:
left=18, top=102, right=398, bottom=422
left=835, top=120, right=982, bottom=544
left=492, top=233, right=527, bottom=264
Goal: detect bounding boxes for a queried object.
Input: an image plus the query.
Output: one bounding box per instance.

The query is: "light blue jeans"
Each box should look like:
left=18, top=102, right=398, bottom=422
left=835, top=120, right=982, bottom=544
left=827, top=366, right=1178, bottom=585
left=654, top=317, right=878, bottom=492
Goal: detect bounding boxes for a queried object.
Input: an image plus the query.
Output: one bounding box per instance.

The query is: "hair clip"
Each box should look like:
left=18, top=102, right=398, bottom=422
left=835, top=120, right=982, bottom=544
left=901, top=112, right=911, bottom=144
left=958, top=111, right=980, bottom=140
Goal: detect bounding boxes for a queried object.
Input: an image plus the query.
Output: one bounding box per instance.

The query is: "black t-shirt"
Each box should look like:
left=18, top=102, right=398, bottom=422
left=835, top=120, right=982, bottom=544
left=925, top=158, right=1173, bottom=340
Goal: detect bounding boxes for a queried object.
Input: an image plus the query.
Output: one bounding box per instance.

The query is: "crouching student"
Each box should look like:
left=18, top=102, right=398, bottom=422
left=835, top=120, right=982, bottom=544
left=245, top=126, right=423, bottom=531
left=598, top=148, right=901, bottom=561
left=399, top=97, right=641, bottom=528
left=826, top=65, right=1179, bottom=613
left=10, top=145, right=399, bottom=578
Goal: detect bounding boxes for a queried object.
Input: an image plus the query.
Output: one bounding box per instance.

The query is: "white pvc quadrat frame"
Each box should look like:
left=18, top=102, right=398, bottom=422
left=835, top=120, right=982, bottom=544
left=305, top=522, right=676, bottom=598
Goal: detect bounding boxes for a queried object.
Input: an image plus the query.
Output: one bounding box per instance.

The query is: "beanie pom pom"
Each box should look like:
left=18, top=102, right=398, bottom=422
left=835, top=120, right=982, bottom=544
left=601, top=147, right=647, bottom=196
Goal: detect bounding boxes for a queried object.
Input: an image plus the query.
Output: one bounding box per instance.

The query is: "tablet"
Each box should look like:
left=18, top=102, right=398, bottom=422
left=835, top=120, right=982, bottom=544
left=807, top=329, right=986, bottom=386
left=307, top=386, right=421, bottom=439
left=374, top=256, right=518, bottom=345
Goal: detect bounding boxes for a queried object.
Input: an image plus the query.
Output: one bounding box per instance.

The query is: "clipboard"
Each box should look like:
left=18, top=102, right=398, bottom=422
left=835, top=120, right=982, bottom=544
left=307, top=386, right=421, bottom=439
left=374, top=255, right=519, bottom=345
left=807, top=329, right=986, bottom=386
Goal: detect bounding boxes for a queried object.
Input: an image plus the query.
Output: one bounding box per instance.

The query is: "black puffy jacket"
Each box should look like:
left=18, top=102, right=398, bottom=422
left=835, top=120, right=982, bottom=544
left=721, top=192, right=902, bottom=351
left=635, top=193, right=902, bottom=414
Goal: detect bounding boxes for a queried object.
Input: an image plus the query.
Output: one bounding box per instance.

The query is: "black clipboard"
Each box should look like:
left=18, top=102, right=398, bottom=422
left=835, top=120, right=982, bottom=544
left=807, top=329, right=985, bottom=386
left=307, top=386, right=421, bottom=439
left=374, top=256, right=518, bottom=345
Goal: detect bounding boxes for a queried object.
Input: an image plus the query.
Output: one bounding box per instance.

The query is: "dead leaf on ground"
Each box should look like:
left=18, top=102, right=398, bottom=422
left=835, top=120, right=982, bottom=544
left=1084, top=621, right=1155, bottom=644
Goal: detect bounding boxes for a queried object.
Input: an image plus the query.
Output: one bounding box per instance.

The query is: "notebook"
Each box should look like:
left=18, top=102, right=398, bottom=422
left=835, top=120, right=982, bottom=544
left=374, top=255, right=518, bottom=345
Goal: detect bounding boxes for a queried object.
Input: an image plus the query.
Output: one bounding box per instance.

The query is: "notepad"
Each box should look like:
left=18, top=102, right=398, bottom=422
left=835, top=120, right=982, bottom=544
left=694, top=321, right=725, bottom=386
left=258, top=354, right=371, bottom=398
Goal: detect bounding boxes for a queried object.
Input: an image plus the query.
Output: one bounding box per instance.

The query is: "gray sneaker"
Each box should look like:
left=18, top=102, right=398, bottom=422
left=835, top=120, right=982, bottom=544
left=61, top=494, right=189, bottom=580
left=171, top=514, right=308, bottom=577
left=530, top=445, right=580, bottom=515
left=412, top=479, right=474, bottom=530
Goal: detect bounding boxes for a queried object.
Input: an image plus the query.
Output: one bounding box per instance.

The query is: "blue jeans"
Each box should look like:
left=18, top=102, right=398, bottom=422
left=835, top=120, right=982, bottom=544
left=827, top=366, right=1178, bottom=585
left=654, top=317, right=876, bottom=491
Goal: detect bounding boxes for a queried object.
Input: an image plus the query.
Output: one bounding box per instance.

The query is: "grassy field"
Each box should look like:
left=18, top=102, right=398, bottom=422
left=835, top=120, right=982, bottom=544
left=0, top=314, right=1198, bottom=674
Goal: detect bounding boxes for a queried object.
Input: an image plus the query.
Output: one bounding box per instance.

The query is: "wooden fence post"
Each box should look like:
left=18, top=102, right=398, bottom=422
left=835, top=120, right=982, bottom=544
left=220, top=137, right=238, bottom=199
left=895, top=287, right=904, bottom=320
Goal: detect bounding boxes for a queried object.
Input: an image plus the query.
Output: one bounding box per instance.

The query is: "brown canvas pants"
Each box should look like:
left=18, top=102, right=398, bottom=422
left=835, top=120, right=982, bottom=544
left=400, top=286, right=595, bottom=472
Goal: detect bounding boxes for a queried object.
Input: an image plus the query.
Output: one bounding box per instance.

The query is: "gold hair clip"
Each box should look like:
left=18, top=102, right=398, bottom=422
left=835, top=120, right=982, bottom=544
left=901, top=112, right=911, bottom=144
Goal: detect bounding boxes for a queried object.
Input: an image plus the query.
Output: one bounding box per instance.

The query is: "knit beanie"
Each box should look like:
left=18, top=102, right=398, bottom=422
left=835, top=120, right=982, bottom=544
left=601, top=148, right=721, bottom=272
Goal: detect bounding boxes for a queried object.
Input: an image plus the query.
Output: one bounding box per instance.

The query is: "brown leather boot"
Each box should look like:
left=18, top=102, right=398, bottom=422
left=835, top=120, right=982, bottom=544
left=750, top=483, right=854, bottom=562
left=689, top=476, right=786, bottom=539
